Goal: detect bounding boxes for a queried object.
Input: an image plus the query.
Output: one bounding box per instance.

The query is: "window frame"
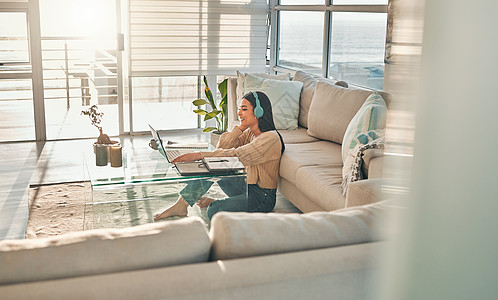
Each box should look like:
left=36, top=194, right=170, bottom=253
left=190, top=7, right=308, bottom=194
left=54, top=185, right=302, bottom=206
left=270, top=0, right=388, bottom=88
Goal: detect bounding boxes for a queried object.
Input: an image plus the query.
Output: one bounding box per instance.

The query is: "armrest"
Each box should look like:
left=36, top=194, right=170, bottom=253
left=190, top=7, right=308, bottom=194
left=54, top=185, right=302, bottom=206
left=362, top=149, right=384, bottom=179
left=368, top=157, right=384, bottom=179
left=345, top=178, right=384, bottom=208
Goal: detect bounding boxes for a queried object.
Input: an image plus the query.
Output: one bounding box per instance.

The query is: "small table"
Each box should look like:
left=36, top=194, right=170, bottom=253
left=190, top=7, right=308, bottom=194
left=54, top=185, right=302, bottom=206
left=83, top=145, right=246, bottom=230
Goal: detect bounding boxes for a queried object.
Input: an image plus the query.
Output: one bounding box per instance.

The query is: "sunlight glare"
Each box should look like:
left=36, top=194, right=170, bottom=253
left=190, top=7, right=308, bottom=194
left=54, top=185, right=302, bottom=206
left=41, top=0, right=116, bottom=38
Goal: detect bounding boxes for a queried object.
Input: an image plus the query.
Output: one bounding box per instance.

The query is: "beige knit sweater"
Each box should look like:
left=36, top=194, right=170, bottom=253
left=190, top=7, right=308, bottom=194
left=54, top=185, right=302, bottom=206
left=200, top=127, right=282, bottom=189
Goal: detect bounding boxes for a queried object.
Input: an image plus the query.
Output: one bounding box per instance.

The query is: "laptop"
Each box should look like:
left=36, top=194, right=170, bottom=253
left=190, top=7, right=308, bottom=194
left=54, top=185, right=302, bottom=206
left=148, top=124, right=213, bottom=175
left=149, top=124, right=244, bottom=176
left=149, top=124, right=208, bottom=162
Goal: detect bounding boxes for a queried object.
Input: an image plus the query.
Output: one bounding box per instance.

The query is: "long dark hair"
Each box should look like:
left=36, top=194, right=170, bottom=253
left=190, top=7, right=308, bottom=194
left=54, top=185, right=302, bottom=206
left=243, top=91, right=285, bottom=154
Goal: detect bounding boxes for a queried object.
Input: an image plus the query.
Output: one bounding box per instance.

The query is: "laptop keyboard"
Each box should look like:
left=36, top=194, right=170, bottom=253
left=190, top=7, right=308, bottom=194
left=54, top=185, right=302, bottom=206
left=166, top=149, right=186, bottom=162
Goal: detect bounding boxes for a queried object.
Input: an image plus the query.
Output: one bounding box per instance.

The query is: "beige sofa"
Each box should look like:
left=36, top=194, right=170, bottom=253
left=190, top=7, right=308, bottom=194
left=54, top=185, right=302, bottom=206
left=0, top=200, right=393, bottom=299
left=227, top=71, right=391, bottom=213
left=0, top=72, right=393, bottom=299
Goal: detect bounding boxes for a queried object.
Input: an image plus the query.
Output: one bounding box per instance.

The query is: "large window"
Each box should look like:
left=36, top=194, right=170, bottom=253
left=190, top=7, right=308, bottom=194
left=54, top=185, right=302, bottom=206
left=128, top=0, right=269, bottom=133
left=330, top=12, right=387, bottom=90
left=278, top=11, right=324, bottom=75
left=273, top=0, right=389, bottom=90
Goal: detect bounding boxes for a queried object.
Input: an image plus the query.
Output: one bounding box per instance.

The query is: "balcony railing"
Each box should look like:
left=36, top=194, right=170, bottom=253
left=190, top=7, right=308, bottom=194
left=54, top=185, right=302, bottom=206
left=0, top=36, right=117, bottom=108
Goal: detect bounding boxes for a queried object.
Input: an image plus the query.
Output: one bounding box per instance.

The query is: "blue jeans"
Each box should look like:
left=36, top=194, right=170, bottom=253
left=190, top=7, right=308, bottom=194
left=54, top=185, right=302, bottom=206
left=179, top=177, right=277, bottom=220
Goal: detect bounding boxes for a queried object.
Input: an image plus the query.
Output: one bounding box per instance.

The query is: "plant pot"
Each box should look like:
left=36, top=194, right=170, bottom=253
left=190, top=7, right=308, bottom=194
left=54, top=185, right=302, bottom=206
left=210, top=131, right=222, bottom=147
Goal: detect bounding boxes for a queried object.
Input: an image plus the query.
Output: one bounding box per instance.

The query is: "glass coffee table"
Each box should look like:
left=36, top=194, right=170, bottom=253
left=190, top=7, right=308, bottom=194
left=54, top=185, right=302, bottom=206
left=83, top=145, right=246, bottom=230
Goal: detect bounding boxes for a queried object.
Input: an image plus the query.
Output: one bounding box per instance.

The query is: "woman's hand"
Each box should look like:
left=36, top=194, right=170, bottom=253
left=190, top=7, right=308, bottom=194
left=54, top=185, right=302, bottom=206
left=237, top=122, right=250, bottom=132
left=171, top=152, right=202, bottom=164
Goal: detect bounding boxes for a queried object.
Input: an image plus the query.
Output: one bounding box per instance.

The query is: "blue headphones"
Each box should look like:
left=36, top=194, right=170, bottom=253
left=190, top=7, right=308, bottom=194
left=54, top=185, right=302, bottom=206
left=252, top=91, right=264, bottom=118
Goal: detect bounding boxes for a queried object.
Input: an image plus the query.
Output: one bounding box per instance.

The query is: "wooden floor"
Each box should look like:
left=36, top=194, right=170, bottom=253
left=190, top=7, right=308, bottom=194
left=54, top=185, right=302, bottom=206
left=0, top=130, right=300, bottom=240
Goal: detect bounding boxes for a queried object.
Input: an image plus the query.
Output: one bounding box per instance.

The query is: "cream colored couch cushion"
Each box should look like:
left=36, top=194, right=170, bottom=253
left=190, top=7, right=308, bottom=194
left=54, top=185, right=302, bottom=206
left=279, top=141, right=343, bottom=183
left=292, top=71, right=321, bottom=128
left=210, top=201, right=389, bottom=260
left=296, top=164, right=346, bottom=211
left=307, top=81, right=373, bottom=144
left=279, top=177, right=326, bottom=213
left=278, top=127, right=320, bottom=144
left=0, top=217, right=210, bottom=285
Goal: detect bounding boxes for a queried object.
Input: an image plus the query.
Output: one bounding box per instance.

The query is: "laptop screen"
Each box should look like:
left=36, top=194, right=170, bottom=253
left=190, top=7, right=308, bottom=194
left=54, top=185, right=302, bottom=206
left=148, top=124, right=167, bottom=159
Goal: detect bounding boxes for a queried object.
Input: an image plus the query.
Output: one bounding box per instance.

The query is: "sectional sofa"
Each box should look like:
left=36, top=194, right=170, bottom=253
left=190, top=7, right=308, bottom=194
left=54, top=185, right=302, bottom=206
left=0, top=71, right=394, bottom=299
left=227, top=71, right=391, bottom=212
left=0, top=200, right=393, bottom=299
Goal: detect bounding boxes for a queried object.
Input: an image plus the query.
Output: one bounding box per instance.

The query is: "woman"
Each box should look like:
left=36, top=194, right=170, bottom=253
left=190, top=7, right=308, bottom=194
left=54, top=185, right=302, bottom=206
left=154, top=91, right=285, bottom=221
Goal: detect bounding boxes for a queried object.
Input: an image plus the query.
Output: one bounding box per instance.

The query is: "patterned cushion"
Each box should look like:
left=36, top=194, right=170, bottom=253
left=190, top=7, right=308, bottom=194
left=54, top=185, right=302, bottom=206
left=342, top=137, right=385, bottom=195
left=242, top=73, right=303, bottom=130
left=341, top=92, right=387, bottom=162
left=354, top=129, right=384, bottom=145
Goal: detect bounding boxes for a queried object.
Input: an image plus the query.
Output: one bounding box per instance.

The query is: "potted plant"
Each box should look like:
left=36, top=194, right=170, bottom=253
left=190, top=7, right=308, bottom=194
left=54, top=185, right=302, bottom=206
left=81, top=105, right=119, bottom=166
left=192, top=76, right=228, bottom=146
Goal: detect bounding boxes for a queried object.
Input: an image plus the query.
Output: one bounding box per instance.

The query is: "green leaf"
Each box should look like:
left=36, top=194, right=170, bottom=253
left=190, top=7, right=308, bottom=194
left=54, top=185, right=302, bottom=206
left=193, top=109, right=208, bottom=115
left=192, top=99, right=208, bottom=106
left=204, top=110, right=220, bottom=121
left=218, top=78, right=228, bottom=98
left=203, top=127, right=217, bottom=132
left=203, top=76, right=216, bottom=109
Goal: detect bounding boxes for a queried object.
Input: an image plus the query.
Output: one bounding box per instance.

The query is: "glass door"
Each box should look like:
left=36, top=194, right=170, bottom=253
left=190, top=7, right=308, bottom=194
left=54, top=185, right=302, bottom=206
left=0, top=10, right=35, bottom=142
left=39, top=0, right=119, bottom=140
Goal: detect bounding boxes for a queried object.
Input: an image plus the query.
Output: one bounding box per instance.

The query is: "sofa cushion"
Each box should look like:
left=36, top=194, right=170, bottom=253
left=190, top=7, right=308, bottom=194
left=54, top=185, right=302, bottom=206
left=278, top=127, right=320, bottom=144
left=280, top=141, right=343, bottom=183
left=279, top=177, right=326, bottom=213
left=242, top=73, right=303, bottom=130
left=0, top=217, right=210, bottom=285
left=210, top=200, right=389, bottom=260
left=236, top=71, right=290, bottom=103
left=307, top=81, right=373, bottom=144
left=342, top=92, right=387, bottom=162
left=292, top=71, right=321, bottom=128
left=296, top=164, right=346, bottom=211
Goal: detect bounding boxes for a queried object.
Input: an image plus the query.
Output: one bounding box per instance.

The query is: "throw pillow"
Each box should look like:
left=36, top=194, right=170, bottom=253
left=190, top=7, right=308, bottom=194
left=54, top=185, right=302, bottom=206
left=236, top=71, right=290, bottom=103
left=292, top=71, right=321, bottom=128
left=342, top=137, right=385, bottom=195
left=341, top=92, right=387, bottom=162
left=354, top=129, right=384, bottom=145
left=242, top=73, right=303, bottom=130
left=307, top=81, right=373, bottom=144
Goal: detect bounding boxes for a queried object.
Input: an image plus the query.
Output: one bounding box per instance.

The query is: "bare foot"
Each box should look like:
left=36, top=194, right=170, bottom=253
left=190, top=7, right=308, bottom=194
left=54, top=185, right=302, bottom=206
left=154, top=196, right=189, bottom=221
left=196, top=196, right=215, bottom=208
